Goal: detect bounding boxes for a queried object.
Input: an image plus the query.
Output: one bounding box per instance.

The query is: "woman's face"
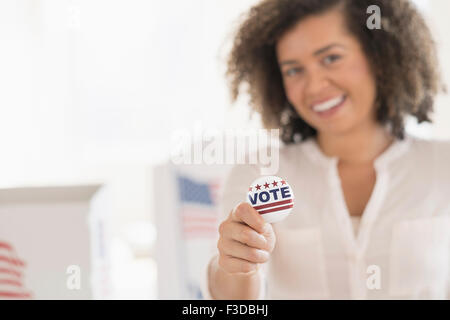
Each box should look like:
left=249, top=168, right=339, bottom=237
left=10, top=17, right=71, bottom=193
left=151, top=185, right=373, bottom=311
left=276, top=8, right=378, bottom=137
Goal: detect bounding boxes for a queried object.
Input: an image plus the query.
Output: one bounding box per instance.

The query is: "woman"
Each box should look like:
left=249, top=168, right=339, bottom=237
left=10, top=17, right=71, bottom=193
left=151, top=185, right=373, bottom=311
left=204, top=0, right=450, bottom=299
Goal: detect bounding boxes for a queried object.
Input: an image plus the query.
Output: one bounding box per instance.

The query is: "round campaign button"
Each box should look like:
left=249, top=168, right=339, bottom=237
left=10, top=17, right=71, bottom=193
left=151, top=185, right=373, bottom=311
left=246, top=176, right=294, bottom=224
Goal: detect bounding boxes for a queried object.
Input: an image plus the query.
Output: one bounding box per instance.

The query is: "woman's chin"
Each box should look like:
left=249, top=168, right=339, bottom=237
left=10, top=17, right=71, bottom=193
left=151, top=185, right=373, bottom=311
left=301, top=113, right=359, bottom=138
left=315, top=122, right=356, bottom=138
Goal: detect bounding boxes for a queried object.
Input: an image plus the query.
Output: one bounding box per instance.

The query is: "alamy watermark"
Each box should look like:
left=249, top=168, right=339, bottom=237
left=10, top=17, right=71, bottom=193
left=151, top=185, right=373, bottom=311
left=366, top=264, right=381, bottom=290
left=367, top=5, right=382, bottom=30
left=170, top=122, right=280, bottom=175
left=66, top=265, right=81, bottom=290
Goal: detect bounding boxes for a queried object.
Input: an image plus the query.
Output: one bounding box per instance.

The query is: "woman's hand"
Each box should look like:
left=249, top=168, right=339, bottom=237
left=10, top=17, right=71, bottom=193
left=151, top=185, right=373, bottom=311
left=217, top=202, right=276, bottom=274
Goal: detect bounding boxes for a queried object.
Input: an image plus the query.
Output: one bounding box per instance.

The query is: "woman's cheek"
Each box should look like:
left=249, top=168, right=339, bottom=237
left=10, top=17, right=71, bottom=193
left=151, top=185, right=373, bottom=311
left=344, top=60, right=377, bottom=104
left=286, top=82, right=307, bottom=114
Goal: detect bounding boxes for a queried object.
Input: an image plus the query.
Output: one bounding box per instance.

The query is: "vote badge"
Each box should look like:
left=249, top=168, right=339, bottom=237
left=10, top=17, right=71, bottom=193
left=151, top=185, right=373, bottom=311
left=247, top=176, right=294, bottom=224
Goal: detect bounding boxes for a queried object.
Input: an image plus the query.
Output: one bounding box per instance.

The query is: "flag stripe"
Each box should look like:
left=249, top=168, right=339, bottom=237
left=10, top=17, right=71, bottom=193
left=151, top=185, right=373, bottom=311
left=253, top=199, right=293, bottom=210
left=0, top=255, right=25, bottom=267
left=0, top=241, right=32, bottom=300
left=0, top=268, right=22, bottom=278
left=258, top=204, right=294, bottom=215
left=0, top=279, right=22, bottom=287
left=0, top=242, right=12, bottom=251
left=0, top=291, right=31, bottom=299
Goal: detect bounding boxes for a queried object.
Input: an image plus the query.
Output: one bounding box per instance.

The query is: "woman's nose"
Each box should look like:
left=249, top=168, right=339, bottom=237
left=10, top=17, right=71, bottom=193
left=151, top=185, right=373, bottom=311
left=304, top=68, right=330, bottom=97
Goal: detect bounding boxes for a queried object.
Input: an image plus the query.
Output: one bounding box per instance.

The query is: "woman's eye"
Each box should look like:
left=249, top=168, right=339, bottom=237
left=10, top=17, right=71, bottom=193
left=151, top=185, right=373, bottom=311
left=323, top=54, right=341, bottom=65
left=285, top=67, right=303, bottom=77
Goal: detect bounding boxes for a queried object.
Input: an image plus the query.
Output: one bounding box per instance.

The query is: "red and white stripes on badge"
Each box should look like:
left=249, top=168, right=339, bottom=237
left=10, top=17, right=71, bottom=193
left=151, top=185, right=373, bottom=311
left=253, top=198, right=294, bottom=215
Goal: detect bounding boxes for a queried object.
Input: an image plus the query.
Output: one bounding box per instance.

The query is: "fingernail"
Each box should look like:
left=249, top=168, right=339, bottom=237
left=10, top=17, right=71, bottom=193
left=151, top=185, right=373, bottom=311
left=258, top=233, right=267, bottom=244
left=258, top=249, right=270, bottom=260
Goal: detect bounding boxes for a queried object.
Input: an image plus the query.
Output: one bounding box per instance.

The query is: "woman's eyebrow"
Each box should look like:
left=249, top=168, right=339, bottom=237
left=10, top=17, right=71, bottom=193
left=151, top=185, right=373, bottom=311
left=279, top=43, right=345, bottom=66
left=279, top=60, right=299, bottom=66
left=313, top=43, right=345, bottom=56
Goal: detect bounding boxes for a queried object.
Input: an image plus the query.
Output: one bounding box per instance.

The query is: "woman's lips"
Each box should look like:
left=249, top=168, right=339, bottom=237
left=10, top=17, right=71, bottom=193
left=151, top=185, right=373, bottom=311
left=313, top=95, right=347, bottom=118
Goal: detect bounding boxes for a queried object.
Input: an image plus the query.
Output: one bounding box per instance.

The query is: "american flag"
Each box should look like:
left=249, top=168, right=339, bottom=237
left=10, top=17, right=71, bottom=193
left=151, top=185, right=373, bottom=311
left=176, top=175, right=221, bottom=239
left=0, top=241, right=32, bottom=300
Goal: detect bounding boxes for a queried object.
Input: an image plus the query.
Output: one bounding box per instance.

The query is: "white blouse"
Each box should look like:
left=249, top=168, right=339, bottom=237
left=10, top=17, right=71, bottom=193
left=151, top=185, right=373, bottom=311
left=203, top=134, right=450, bottom=299
left=350, top=216, right=361, bottom=237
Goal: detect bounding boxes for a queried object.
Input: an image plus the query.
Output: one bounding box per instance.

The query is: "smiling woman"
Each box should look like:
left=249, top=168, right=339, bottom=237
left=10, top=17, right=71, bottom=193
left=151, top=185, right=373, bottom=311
left=276, top=10, right=379, bottom=139
left=204, top=0, right=450, bottom=300
left=226, top=0, right=444, bottom=144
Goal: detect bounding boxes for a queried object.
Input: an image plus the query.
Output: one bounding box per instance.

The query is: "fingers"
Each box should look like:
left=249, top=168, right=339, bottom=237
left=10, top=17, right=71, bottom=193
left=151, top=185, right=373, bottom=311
left=216, top=202, right=276, bottom=274
left=231, top=202, right=267, bottom=234
left=218, top=238, right=270, bottom=264
left=217, top=255, right=258, bottom=274
left=219, top=220, right=268, bottom=251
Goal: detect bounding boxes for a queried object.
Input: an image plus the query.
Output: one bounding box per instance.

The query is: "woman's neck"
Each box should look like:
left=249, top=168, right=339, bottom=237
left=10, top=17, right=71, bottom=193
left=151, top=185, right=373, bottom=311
left=316, top=125, right=394, bottom=165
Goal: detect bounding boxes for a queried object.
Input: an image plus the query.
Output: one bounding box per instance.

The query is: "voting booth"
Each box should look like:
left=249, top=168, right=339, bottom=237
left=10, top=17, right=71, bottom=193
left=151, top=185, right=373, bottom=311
left=0, top=184, right=112, bottom=299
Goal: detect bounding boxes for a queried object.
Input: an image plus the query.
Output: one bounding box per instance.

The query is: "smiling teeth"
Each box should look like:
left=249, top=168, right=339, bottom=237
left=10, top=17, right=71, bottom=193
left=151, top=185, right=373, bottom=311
left=312, top=96, right=345, bottom=112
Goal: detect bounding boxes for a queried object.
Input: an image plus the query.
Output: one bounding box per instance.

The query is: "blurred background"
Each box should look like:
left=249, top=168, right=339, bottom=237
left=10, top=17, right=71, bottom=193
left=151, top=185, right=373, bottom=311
left=0, top=0, right=448, bottom=299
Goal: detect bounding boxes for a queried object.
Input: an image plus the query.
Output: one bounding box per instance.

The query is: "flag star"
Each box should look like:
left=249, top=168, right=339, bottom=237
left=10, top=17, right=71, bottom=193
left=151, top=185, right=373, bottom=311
left=272, top=180, right=278, bottom=187
left=255, top=184, right=261, bottom=190
left=248, top=187, right=252, bottom=192
left=281, top=180, right=286, bottom=185
left=264, top=182, right=270, bottom=189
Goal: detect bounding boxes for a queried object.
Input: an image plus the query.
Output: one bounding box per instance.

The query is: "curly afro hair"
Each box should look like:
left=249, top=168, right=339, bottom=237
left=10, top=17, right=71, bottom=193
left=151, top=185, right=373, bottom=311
left=226, top=0, right=446, bottom=144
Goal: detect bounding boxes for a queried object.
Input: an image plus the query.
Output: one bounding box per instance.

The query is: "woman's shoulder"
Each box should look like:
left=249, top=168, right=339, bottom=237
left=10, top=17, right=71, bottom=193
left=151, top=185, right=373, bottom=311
left=407, top=134, right=450, bottom=158
left=406, top=135, right=450, bottom=182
